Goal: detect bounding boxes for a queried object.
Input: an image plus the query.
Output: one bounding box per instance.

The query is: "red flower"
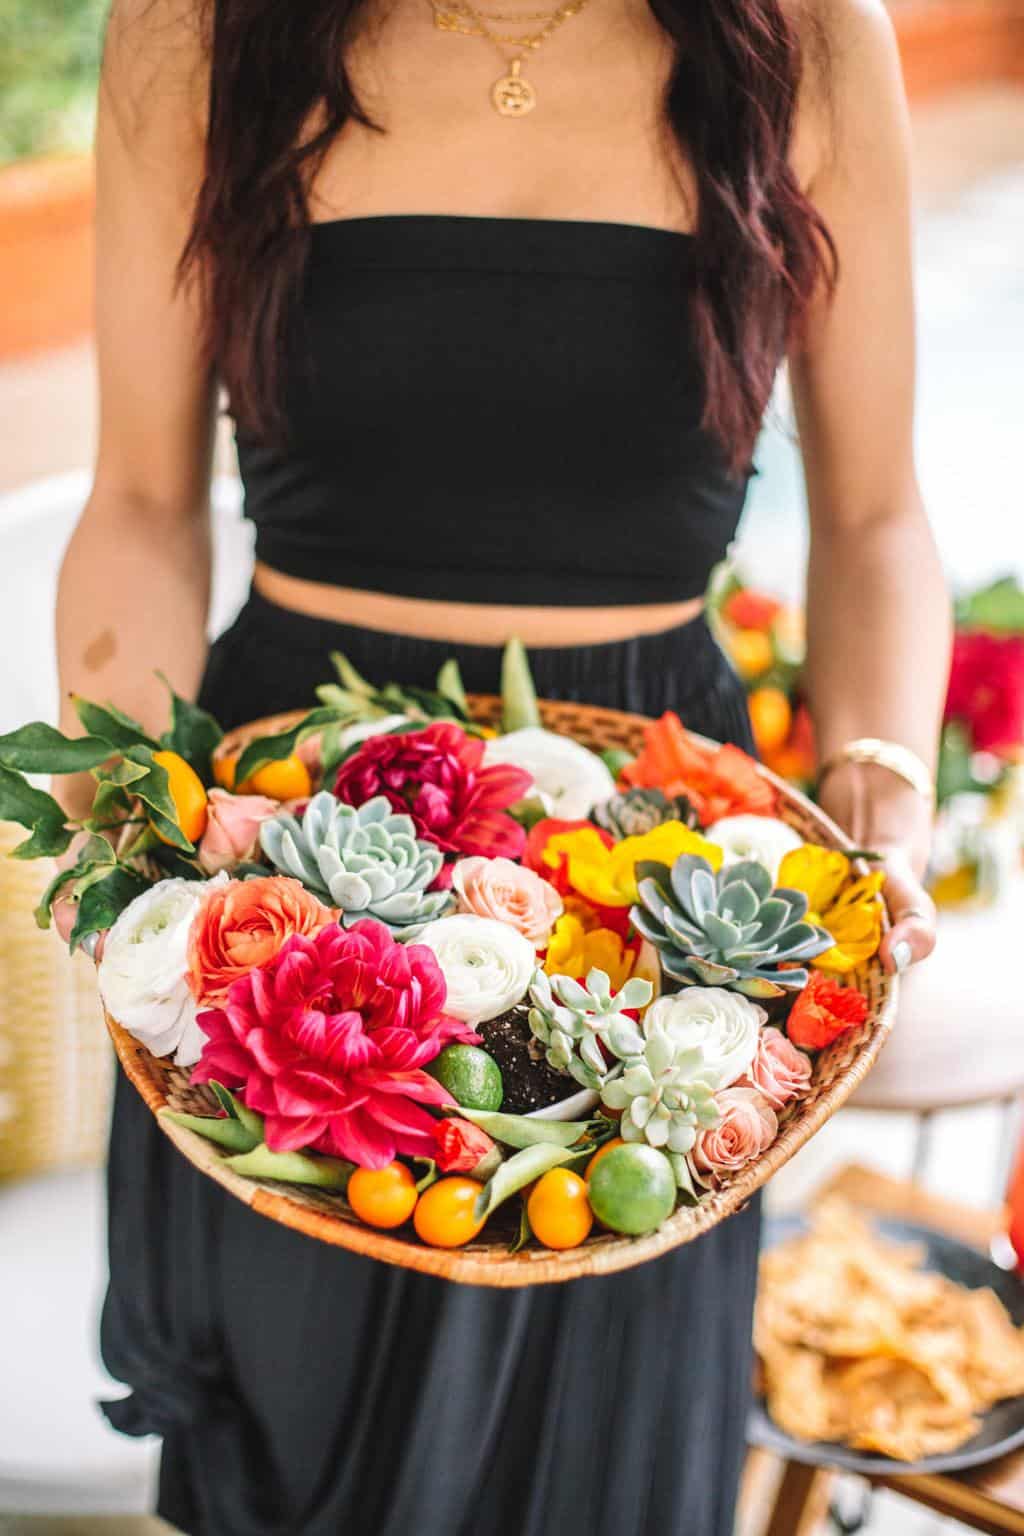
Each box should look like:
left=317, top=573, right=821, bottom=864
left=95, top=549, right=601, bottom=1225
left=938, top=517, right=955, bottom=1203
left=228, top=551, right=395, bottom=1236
left=192, top=919, right=478, bottom=1169
left=945, top=631, right=1024, bottom=754
left=333, top=723, right=532, bottom=861
left=723, top=589, right=782, bottom=632
left=434, top=1117, right=497, bottom=1173
left=787, top=973, right=869, bottom=1052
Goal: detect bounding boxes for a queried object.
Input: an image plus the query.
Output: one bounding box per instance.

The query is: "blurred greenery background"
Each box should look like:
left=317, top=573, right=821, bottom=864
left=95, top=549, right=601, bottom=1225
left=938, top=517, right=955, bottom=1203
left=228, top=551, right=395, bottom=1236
left=0, top=0, right=108, bottom=163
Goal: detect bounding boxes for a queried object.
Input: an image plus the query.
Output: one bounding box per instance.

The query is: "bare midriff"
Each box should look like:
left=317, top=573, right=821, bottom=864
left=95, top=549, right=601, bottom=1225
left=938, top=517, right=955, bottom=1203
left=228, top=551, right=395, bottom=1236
left=253, top=562, right=705, bottom=647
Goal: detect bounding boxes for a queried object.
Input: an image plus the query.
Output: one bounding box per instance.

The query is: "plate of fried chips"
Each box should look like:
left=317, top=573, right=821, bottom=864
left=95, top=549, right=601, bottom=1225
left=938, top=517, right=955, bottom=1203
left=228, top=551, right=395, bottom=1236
left=751, top=1199, right=1024, bottom=1473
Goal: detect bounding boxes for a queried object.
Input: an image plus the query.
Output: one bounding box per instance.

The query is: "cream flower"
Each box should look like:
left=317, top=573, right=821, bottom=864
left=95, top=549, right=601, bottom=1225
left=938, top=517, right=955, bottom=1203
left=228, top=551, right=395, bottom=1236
left=416, top=913, right=536, bottom=1025
left=705, top=814, right=802, bottom=883
left=98, top=876, right=225, bottom=1067
left=452, top=856, right=563, bottom=947
left=691, top=1087, right=777, bottom=1180
left=642, top=988, right=764, bottom=1089
left=483, top=727, right=616, bottom=819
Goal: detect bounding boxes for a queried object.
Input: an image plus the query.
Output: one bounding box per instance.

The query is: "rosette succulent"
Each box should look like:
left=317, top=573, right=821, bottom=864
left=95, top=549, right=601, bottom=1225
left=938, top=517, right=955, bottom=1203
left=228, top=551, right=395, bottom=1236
left=528, top=967, right=654, bottom=1090
left=259, top=792, right=453, bottom=937
left=631, top=853, right=834, bottom=998
left=591, top=787, right=699, bottom=841
left=601, top=1027, right=720, bottom=1163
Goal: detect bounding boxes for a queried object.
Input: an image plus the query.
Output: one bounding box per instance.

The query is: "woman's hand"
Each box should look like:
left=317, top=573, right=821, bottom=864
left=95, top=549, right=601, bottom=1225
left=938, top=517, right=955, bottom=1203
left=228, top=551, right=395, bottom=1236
left=817, top=762, right=938, bottom=977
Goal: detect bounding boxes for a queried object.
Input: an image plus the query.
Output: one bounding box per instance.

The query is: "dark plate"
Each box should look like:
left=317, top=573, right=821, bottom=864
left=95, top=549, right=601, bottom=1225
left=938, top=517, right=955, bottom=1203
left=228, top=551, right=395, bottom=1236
left=748, top=1211, right=1024, bottom=1476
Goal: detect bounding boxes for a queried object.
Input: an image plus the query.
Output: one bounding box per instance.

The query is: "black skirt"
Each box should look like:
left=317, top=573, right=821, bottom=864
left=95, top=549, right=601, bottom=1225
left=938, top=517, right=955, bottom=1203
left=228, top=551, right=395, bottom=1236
left=101, top=591, right=762, bottom=1536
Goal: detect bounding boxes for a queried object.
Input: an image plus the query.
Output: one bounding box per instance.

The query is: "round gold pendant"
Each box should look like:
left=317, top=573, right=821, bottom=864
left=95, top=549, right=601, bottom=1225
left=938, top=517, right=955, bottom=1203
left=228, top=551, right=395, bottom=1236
left=492, top=68, right=536, bottom=116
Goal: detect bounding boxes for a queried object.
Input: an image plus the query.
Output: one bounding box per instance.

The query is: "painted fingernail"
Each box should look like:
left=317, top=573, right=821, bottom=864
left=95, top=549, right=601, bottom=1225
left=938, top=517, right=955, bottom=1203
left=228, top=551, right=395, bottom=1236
left=891, top=940, right=912, bottom=974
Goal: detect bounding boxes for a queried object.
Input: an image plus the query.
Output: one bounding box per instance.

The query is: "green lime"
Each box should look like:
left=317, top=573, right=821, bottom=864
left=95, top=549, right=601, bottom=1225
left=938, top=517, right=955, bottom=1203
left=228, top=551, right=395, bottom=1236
left=586, top=1143, right=677, bottom=1235
left=427, top=1044, right=504, bottom=1112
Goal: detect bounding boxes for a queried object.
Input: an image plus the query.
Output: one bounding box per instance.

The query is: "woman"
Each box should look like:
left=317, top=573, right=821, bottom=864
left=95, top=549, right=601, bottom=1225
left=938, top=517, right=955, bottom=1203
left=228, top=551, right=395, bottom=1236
left=56, top=0, right=948, bottom=1530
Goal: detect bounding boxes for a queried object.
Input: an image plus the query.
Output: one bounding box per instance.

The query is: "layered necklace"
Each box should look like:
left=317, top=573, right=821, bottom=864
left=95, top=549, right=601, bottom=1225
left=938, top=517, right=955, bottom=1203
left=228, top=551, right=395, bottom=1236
left=427, top=0, right=591, bottom=116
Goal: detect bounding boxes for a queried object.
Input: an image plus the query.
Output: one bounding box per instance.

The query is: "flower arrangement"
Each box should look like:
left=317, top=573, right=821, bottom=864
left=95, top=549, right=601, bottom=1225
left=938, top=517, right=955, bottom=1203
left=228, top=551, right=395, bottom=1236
left=0, top=643, right=886, bottom=1257
left=711, top=567, right=1024, bottom=908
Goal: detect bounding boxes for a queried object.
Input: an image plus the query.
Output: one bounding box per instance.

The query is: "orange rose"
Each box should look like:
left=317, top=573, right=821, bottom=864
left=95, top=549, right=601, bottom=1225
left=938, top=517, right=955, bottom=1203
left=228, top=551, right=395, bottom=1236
left=187, top=875, right=334, bottom=1006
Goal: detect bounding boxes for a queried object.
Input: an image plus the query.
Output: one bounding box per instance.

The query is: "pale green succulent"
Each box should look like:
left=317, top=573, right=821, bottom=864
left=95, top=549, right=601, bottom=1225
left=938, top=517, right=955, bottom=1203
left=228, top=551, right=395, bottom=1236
left=591, top=787, right=699, bottom=841
left=259, top=791, right=453, bottom=937
left=601, top=1026, right=720, bottom=1164
left=527, top=967, right=654, bottom=1091
left=630, top=853, right=833, bottom=999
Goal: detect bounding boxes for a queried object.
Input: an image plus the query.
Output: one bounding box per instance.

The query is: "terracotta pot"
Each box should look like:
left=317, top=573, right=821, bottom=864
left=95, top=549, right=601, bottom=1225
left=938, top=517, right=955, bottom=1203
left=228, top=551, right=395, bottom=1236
left=893, top=0, right=1024, bottom=99
left=0, top=154, right=95, bottom=359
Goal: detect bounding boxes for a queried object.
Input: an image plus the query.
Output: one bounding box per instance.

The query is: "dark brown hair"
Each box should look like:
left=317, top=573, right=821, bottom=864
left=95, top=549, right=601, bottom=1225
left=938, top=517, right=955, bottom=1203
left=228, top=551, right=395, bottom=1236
left=178, top=0, right=835, bottom=473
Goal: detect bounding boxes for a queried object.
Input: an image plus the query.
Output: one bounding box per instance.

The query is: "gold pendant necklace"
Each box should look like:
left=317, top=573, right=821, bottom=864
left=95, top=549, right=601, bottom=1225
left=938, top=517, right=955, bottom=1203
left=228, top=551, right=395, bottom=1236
left=428, top=0, right=590, bottom=115
left=491, top=57, right=536, bottom=116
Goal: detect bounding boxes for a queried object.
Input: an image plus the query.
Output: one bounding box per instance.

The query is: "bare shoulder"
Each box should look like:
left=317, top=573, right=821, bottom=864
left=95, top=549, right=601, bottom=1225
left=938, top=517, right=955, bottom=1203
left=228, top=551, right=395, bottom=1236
left=787, top=0, right=908, bottom=187
left=101, top=0, right=210, bottom=155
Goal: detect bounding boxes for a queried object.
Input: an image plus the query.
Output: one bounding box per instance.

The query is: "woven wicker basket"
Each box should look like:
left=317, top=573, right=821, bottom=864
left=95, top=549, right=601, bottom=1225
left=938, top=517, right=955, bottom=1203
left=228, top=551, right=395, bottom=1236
left=104, top=696, right=898, bottom=1286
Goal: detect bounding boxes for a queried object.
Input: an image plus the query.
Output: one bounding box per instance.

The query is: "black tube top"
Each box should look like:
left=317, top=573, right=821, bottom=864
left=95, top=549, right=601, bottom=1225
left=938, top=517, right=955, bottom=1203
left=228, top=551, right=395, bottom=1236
left=233, top=214, right=753, bottom=607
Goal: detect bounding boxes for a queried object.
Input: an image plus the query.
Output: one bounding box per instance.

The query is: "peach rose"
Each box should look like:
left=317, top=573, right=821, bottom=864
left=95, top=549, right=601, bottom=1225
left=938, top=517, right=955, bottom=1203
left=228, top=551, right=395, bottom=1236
left=187, top=875, right=334, bottom=1006
left=451, top=856, right=563, bottom=948
left=691, top=1087, right=777, bottom=1181
left=197, top=789, right=279, bottom=875
left=740, top=1026, right=813, bottom=1111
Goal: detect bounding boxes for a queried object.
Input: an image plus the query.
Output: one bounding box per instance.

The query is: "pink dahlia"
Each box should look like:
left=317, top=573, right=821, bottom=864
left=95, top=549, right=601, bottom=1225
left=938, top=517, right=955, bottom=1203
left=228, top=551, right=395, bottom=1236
left=191, top=919, right=478, bottom=1168
left=333, top=722, right=532, bottom=860
left=944, top=630, right=1024, bottom=754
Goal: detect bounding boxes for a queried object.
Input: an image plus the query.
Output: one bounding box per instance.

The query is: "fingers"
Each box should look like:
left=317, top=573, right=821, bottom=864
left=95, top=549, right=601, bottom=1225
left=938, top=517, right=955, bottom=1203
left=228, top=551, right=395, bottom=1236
left=878, top=855, right=937, bottom=974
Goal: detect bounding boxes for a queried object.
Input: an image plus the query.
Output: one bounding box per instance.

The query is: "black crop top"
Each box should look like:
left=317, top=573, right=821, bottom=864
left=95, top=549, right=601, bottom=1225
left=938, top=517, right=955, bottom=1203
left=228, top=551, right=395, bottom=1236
left=234, top=214, right=753, bottom=607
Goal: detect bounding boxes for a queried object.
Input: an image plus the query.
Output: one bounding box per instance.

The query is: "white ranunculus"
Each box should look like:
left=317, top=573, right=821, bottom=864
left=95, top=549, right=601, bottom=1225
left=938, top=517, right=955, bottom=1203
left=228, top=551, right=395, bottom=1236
left=98, top=876, right=223, bottom=1067
left=415, top=913, right=536, bottom=1026
left=482, top=727, right=616, bottom=820
left=642, top=988, right=765, bottom=1089
left=705, top=814, right=803, bottom=883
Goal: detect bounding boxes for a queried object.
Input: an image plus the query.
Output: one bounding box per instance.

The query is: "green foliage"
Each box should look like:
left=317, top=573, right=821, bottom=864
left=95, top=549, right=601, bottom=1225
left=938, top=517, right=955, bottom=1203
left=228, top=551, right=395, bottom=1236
left=157, top=673, right=223, bottom=783
left=0, top=0, right=109, bottom=163
left=955, top=576, right=1024, bottom=635
left=0, top=766, right=72, bottom=857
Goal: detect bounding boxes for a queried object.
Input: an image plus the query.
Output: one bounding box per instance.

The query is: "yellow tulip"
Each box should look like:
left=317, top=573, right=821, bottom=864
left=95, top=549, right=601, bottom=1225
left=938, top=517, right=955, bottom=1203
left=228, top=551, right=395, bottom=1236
left=542, top=822, right=723, bottom=908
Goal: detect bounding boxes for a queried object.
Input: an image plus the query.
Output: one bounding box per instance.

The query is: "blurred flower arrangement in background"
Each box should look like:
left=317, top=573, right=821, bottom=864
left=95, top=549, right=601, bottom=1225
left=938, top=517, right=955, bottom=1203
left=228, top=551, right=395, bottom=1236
left=0, top=0, right=107, bottom=163
left=710, top=569, right=1024, bottom=908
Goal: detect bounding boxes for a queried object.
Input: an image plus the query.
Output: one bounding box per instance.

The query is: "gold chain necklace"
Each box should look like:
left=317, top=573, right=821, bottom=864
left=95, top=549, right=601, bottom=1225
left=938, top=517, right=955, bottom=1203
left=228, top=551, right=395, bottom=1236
left=428, top=0, right=590, bottom=116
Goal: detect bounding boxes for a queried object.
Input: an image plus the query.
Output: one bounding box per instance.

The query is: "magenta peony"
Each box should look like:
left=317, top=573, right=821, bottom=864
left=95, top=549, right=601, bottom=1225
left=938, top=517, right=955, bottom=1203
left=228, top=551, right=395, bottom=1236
left=333, top=723, right=532, bottom=861
left=191, top=918, right=478, bottom=1168
left=944, top=630, right=1024, bottom=754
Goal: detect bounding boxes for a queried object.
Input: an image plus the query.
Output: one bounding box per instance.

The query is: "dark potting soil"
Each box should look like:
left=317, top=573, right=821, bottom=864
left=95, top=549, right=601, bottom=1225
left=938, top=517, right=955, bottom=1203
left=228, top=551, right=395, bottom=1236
left=477, top=1004, right=581, bottom=1114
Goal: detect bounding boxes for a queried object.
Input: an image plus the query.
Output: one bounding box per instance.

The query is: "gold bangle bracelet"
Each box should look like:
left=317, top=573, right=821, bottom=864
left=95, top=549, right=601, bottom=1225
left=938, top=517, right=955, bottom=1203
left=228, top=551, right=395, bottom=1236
left=817, top=738, right=935, bottom=803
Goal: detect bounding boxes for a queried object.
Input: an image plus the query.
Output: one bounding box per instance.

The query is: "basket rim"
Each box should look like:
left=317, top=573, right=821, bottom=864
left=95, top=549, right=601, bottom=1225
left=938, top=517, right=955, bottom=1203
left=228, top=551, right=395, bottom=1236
left=106, top=696, right=899, bottom=1286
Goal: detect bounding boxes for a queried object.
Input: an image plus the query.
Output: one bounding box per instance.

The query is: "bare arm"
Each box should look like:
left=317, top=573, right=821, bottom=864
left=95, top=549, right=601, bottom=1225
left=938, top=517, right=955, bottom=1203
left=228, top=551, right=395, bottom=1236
left=56, top=0, right=215, bottom=818
left=792, top=0, right=951, bottom=966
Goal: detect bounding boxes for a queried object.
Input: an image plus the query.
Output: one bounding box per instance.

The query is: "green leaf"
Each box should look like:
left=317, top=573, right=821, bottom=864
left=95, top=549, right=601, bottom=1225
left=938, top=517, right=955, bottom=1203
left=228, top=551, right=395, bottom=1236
left=0, top=766, right=72, bottom=858
left=33, top=862, right=82, bottom=929
left=436, top=658, right=468, bottom=716
left=955, top=577, right=1024, bottom=634
left=0, top=722, right=114, bottom=774
left=600, top=747, right=634, bottom=778
left=501, top=636, right=540, bottom=732
left=68, top=865, right=148, bottom=952
left=72, top=696, right=158, bottom=751
left=329, top=651, right=376, bottom=697
left=509, top=1202, right=533, bottom=1254
left=116, top=747, right=193, bottom=851
left=86, top=779, right=134, bottom=827
left=157, top=674, right=223, bottom=782
left=224, top=1143, right=353, bottom=1189
left=161, top=1109, right=263, bottom=1154
left=474, top=1142, right=576, bottom=1222
left=233, top=706, right=343, bottom=785
left=456, top=1107, right=597, bottom=1150
left=208, top=1083, right=264, bottom=1142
